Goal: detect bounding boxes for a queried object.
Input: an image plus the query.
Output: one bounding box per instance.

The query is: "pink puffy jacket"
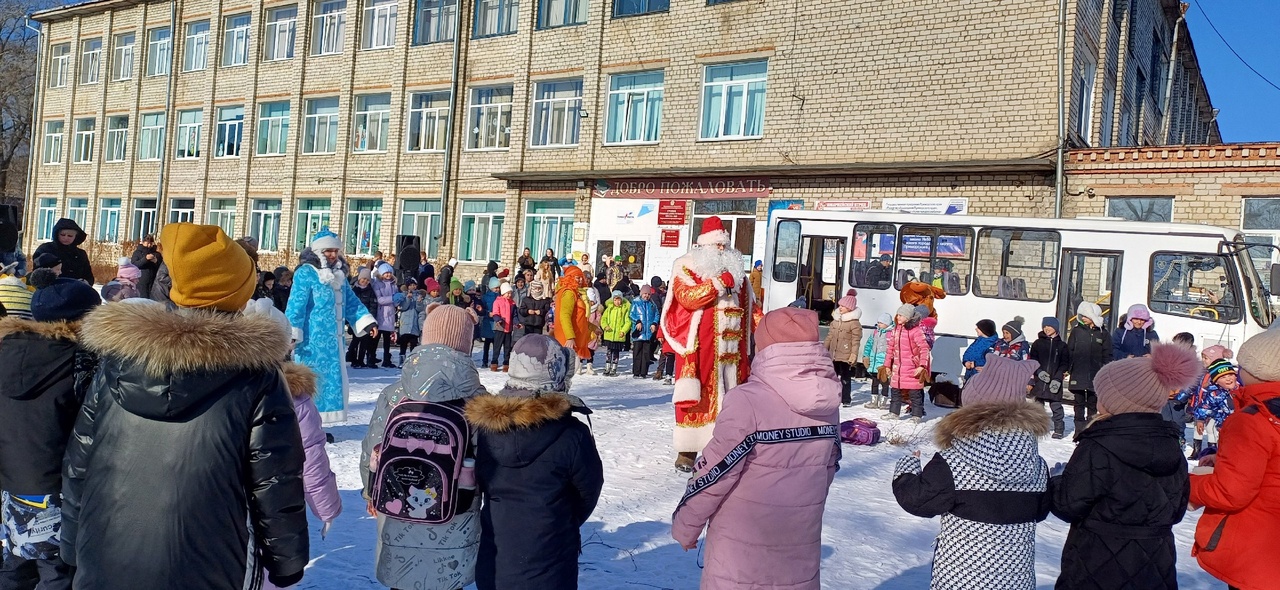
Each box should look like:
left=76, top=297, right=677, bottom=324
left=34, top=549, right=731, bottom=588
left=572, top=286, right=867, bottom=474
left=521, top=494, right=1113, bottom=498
left=884, top=322, right=931, bottom=390
left=672, top=341, right=841, bottom=590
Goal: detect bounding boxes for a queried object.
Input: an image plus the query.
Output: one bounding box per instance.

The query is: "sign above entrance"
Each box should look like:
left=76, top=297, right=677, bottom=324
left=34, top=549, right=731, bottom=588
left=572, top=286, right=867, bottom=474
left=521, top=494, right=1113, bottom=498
left=593, top=178, right=771, bottom=200
left=657, top=200, right=688, bottom=226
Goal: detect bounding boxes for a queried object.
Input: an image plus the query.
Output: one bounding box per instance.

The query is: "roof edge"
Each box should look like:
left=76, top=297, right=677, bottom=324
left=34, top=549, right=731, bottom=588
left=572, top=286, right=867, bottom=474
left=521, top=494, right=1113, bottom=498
left=493, top=158, right=1055, bottom=182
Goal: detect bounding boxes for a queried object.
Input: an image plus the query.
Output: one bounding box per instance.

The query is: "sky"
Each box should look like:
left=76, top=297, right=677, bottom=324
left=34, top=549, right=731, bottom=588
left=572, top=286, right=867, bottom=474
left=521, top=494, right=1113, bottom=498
left=1184, top=0, right=1280, bottom=143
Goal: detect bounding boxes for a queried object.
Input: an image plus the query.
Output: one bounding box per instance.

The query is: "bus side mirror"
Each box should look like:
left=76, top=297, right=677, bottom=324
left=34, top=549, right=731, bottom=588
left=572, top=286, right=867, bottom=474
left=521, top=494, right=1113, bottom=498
left=1270, top=263, right=1280, bottom=294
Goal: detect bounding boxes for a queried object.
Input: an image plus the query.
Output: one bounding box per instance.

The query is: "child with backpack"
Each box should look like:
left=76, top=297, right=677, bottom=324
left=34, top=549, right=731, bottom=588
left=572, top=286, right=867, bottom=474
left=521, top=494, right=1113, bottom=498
left=600, top=290, right=632, bottom=377
left=861, top=313, right=892, bottom=410
left=361, top=303, right=487, bottom=590
left=1028, top=317, right=1071, bottom=439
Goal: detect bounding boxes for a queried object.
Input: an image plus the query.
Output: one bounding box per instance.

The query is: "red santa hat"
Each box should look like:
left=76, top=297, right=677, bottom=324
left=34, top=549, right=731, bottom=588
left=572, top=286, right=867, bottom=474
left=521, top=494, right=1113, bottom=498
left=696, top=216, right=732, bottom=246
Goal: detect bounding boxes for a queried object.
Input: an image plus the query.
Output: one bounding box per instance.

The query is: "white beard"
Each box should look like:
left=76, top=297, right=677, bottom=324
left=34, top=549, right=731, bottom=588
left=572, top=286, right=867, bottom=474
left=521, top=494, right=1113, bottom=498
left=685, top=245, right=744, bottom=281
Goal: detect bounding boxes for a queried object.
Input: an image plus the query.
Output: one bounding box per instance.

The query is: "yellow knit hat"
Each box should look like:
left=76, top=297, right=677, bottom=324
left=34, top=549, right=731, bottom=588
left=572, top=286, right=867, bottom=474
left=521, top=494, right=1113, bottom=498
left=158, top=223, right=256, bottom=312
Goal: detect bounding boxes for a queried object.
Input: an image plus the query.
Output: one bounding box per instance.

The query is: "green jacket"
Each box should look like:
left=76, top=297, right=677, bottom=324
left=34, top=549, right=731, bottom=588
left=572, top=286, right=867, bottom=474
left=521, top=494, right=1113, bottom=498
left=600, top=298, right=633, bottom=342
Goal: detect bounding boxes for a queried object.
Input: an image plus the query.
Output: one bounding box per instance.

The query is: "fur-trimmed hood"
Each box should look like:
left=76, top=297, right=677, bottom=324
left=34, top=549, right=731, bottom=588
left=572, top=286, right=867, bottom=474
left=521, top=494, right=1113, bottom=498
left=0, top=317, right=80, bottom=343
left=282, top=362, right=317, bottom=399
left=0, top=317, right=84, bottom=400
left=466, top=393, right=581, bottom=468
left=934, top=402, right=1050, bottom=488
left=934, top=402, right=1051, bottom=450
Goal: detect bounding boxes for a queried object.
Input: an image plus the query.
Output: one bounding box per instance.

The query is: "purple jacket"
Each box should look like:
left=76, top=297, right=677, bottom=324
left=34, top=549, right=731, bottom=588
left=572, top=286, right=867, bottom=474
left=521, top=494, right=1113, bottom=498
left=672, top=341, right=841, bottom=590
left=284, top=363, right=341, bottom=522
left=373, top=278, right=399, bottom=332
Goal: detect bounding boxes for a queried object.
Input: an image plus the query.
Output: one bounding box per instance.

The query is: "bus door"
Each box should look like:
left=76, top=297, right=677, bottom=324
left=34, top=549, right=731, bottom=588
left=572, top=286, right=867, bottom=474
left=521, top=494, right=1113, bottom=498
left=1057, top=250, right=1122, bottom=332
left=799, top=235, right=846, bottom=323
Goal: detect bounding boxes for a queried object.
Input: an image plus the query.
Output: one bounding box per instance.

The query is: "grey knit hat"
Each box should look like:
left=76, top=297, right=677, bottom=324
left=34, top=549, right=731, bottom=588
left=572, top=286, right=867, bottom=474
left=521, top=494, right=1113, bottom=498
left=500, top=334, right=575, bottom=397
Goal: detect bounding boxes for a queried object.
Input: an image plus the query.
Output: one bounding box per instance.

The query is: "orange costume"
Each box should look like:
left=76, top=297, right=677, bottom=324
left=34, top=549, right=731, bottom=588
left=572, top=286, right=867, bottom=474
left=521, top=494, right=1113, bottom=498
left=553, top=265, right=592, bottom=360
left=900, top=280, right=945, bottom=318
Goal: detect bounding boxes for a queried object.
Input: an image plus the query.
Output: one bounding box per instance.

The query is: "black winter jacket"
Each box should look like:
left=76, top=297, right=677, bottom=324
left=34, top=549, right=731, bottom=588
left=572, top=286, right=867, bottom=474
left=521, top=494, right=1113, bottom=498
left=1029, top=333, right=1071, bottom=402
left=466, top=393, right=604, bottom=590
left=1049, top=413, right=1189, bottom=590
left=352, top=281, right=378, bottom=315
left=33, top=218, right=94, bottom=284
left=129, top=244, right=162, bottom=297
left=1066, top=324, right=1111, bottom=392
left=149, top=262, right=172, bottom=305
left=0, top=319, right=95, bottom=495
left=519, top=295, right=551, bottom=332
left=62, top=304, right=309, bottom=590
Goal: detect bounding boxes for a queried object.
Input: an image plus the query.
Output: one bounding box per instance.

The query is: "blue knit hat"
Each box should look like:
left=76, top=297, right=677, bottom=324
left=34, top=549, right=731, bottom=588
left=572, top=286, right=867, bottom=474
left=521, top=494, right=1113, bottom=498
left=31, top=276, right=101, bottom=322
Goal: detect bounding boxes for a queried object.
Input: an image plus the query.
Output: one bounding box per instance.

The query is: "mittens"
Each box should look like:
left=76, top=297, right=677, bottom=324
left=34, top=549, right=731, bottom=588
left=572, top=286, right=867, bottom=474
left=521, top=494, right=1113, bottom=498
left=719, top=272, right=735, bottom=290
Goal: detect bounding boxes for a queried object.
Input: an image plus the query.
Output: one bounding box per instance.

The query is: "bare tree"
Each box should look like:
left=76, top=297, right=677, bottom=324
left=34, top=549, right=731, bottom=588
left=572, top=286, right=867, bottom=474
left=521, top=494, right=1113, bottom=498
left=0, top=0, right=52, bottom=215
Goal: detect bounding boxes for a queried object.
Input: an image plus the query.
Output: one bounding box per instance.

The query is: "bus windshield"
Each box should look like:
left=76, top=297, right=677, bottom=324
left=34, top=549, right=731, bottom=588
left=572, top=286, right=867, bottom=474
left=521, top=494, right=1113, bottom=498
left=1235, top=237, right=1275, bottom=328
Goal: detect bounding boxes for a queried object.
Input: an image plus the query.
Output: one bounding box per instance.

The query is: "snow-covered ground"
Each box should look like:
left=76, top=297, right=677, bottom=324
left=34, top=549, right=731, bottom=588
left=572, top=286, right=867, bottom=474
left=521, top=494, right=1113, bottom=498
left=304, top=353, right=1219, bottom=590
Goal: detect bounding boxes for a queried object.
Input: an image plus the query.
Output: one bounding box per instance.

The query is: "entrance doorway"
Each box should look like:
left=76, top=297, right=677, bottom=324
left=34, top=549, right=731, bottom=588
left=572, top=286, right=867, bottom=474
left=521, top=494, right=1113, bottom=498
left=1058, top=249, right=1122, bottom=331
left=798, top=235, right=846, bottom=323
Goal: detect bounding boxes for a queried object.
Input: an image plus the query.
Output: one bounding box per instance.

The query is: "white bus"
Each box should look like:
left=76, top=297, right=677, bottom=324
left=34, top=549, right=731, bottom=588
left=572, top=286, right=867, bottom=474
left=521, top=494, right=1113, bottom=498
left=762, top=210, right=1279, bottom=384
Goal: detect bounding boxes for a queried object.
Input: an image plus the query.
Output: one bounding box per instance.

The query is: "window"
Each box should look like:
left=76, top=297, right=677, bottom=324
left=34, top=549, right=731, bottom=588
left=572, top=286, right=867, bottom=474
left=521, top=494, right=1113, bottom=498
left=42, top=121, right=64, bottom=165
left=208, top=198, right=237, bottom=236
left=613, top=0, right=666, bottom=17
left=264, top=6, right=297, bottom=61
left=131, top=198, right=158, bottom=240
left=346, top=199, right=383, bottom=256
left=222, top=13, right=251, bottom=67
left=249, top=199, right=283, bottom=252
left=539, top=0, right=587, bottom=28
left=530, top=80, right=581, bottom=147
left=1241, top=197, right=1280, bottom=293
left=772, top=219, right=800, bottom=282
left=352, top=93, right=391, bottom=152
left=700, top=61, right=766, bottom=140
left=1233, top=235, right=1275, bottom=328
left=407, top=91, right=449, bottom=152
left=49, top=43, right=70, bottom=88
left=36, top=199, right=57, bottom=241
left=974, top=228, right=1060, bottom=302
left=1099, top=78, right=1115, bottom=147
left=362, top=0, right=397, bottom=49
left=466, top=86, right=512, bottom=150
left=849, top=223, right=897, bottom=289
left=524, top=200, right=573, bottom=257
left=414, top=0, right=457, bottom=44
left=304, top=97, right=340, bottom=154
left=692, top=199, right=756, bottom=263
left=1075, top=54, right=1096, bottom=143
left=1149, top=29, right=1167, bottom=112
left=1106, top=197, right=1172, bottom=222
left=111, top=33, right=135, bottom=80
left=257, top=101, right=290, bottom=155
left=175, top=110, right=202, bottom=159
left=138, top=113, right=166, bottom=161
left=295, top=199, right=332, bottom=250
left=458, top=200, right=504, bottom=262
left=98, top=198, right=121, bottom=242
left=146, top=27, right=171, bottom=76
left=215, top=106, right=244, bottom=157
left=605, top=71, right=663, bottom=144
left=67, top=198, right=90, bottom=228
left=1150, top=252, right=1240, bottom=323
left=400, top=200, right=440, bottom=258
left=168, top=198, right=196, bottom=223
left=474, top=0, right=518, bottom=37
left=183, top=21, right=209, bottom=71
left=73, top=118, right=95, bottom=163
left=312, top=0, right=347, bottom=56
left=80, top=38, right=102, bottom=84
left=892, top=225, right=973, bottom=295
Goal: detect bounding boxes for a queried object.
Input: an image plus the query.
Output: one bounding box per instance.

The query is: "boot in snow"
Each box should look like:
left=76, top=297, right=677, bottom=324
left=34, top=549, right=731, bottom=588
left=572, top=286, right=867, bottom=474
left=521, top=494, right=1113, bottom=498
left=864, top=395, right=881, bottom=410
left=502, top=365, right=509, bottom=373
left=653, top=362, right=665, bottom=380
left=1191, top=438, right=1203, bottom=459
left=663, top=376, right=673, bottom=386
left=881, top=411, right=900, bottom=420
left=674, top=452, right=697, bottom=473
left=490, top=363, right=499, bottom=372
left=582, top=360, right=596, bottom=375
left=398, top=353, right=405, bottom=367
left=382, top=358, right=396, bottom=368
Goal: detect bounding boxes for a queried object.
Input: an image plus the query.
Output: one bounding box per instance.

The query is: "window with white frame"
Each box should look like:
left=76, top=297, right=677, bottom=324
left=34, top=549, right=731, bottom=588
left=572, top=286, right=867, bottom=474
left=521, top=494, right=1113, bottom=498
left=42, top=121, right=64, bottom=165
left=215, top=106, right=244, bottom=157
left=146, top=27, right=171, bottom=76
left=304, top=97, right=340, bottom=154
left=407, top=91, right=449, bottom=152
left=413, top=0, right=456, bottom=44
left=105, top=115, right=128, bottom=162
left=264, top=6, right=297, bottom=61
left=98, top=198, right=122, bottom=242
left=1076, top=52, right=1097, bottom=144
left=700, top=61, right=766, bottom=140
left=111, top=33, right=135, bottom=80
left=257, top=101, right=290, bottom=155
left=605, top=70, right=663, bottom=144
left=530, top=80, right=581, bottom=147
left=457, top=200, right=504, bottom=262
left=207, top=198, right=237, bottom=236
left=473, top=0, right=518, bottom=37
left=168, top=198, right=196, bottom=223
left=466, top=86, right=512, bottom=150
left=67, top=198, right=90, bottom=229
left=400, top=200, right=441, bottom=259
left=183, top=21, right=209, bottom=71
left=362, top=0, right=397, bottom=49
left=80, top=38, right=102, bottom=84
left=1106, top=197, right=1173, bottom=222
left=73, top=118, right=95, bottom=164
left=249, top=199, right=283, bottom=252
left=693, top=199, right=756, bottom=263
left=131, top=198, right=158, bottom=240
left=49, top=44, right=70, bottom=88
left=353, top=94, right=391, bottom=152
left=138, top=113, right=166, bottom=161
left=1242, top=198, right=1280, bottom=292
left=36, top=199, right=58, bottom=241
left=539, top=0, right=586, bottom=29
left=312, top=0, right=347, bottom=56
left=294, top=199, right=332, bottom=251
left=524, top=200, right=573, bottom=258
left=222, top=13, right=251, bottom=67
left=175, top=110, right=202, bottom=159
left=345, top=199, right=383, bottom=256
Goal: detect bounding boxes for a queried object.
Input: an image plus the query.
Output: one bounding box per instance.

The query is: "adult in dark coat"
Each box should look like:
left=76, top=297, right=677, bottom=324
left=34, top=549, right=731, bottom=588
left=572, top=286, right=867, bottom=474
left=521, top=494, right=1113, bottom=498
left=593, top=274, right=611, bottom=309
left=864, top=254, right=894, bottom=288
left=436, top=258, right=457, bottom=293
left=1066, top=302, right=1111, bottom=436
left=465, top=334, right=604, bottom=590
left=33, top=218, right=94, bottom=284
left=129, top=235, right=161, bottom=297
left=517, top=248, right=536, bottom=272
left=1028, top=317, right=1071, bottom=438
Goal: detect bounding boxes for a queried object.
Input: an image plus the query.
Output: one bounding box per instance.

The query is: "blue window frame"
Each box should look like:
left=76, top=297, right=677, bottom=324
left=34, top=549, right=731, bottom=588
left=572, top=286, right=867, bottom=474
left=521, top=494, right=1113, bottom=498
left=413, top=0, right=457, bottom=44
left=473, top=0, right=518, bottom=37
left=538, top=0, right=587, bottom=28
left=612, top=0, right=666, bottom=18
left=604, top=71, right=663, bottom=144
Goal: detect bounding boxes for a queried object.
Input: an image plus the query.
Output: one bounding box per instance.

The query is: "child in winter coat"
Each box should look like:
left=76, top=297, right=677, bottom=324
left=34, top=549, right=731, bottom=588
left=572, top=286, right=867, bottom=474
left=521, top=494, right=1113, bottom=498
left=628, top=286, right=660, bottom=378
left=518, top=280, right=551, bottom=336
left=395, top=280, right=426, bottom=365
left=861, top=313, right=892, bottom=410
left=1066, top=302, right=1111, bottom=437
left=1189, top=359, right=1236, bottom=458
left=894, top=354, right=1051, bottom=590
left=672, top=308, right=840, bottom=590
left=914, top=304, right=937, bottom=348
left=478, top=279, right=500, bottom=367
left=99, top=257, right=142, bottom=302
left=1050, top=343, right=1196, bottom=590
left=465, top=334, right=604, bottom=590
left=993, top=317, right=1028, bottom=360
left=962, top=319, right=1000, bottom=380
left=882, top=303, right=931, bottom=423
left=600, top=291, right=633, bottom=377
left=349, top=268, right=380, bottom=368
left=824, top=293, right=863, bottom=407
left=1173, top=345, right=1231, bottom=458
left=373, top=262, right=400, bottom=368
left=1113, top=303, right=1159, bottom=360
left=1029, top=317, right=1072, bottom=439
left=489, top=282, right=516, bottom=372
left=446, top=279, right=470, bottom=308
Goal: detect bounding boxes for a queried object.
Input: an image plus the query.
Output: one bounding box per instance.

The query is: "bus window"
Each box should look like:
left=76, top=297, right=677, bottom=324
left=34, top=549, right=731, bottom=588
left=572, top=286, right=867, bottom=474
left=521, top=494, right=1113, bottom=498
left=896, top=225, right=973, bottom=295
left=1235, top=236, right=1275, bottom=328
left=849, top=223, right=896, bottom=290
left=975, top=229, right=1060, bottom=302
left=773, top=220, right=800, bottom=282
left=1149, top=252, right=1241, bottom=324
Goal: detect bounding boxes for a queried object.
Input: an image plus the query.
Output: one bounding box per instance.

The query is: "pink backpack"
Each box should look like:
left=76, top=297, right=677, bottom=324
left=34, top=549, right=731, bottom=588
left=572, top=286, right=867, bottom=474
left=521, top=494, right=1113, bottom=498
left=840, top=418, right=881, bottom=446
left=369, top=399, right=474, bottom=524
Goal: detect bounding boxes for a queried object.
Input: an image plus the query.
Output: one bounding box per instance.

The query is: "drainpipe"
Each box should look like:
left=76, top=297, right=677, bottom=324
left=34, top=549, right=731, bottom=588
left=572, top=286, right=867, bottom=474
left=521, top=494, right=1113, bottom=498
left=1054, top=0, right=1066, bottom=219
left=1160, top=4, right=1187, bottom=144
left=156, top=0, right=176, bottom=209
left=22, top=19, right=44, bottom=252
left=438, top=1, right=465, bottom=258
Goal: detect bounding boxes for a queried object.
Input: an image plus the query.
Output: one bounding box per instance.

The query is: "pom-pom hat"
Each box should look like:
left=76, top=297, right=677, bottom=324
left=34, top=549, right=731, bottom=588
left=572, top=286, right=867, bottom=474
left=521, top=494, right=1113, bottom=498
left=1094, top=343, right=1200, bottom=415
left=962, top=354, right=1040, bottom=406
left=1237, top=326, right=1280, bottom=382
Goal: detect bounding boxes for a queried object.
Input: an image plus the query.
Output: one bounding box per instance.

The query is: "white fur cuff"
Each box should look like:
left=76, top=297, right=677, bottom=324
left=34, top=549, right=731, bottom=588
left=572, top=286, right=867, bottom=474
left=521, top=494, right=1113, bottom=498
left=354, top=314, right=377, bottom=336
left=291, top=327, right=303, bottom=343
left=673, top=378, right=702, bottom=404
left=696, top=230, right=731, bottom=247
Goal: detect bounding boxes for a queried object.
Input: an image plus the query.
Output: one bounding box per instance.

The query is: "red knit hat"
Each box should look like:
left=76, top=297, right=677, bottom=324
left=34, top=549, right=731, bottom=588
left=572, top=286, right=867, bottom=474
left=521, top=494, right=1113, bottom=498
left=755, top=308, right=819, bottom=352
